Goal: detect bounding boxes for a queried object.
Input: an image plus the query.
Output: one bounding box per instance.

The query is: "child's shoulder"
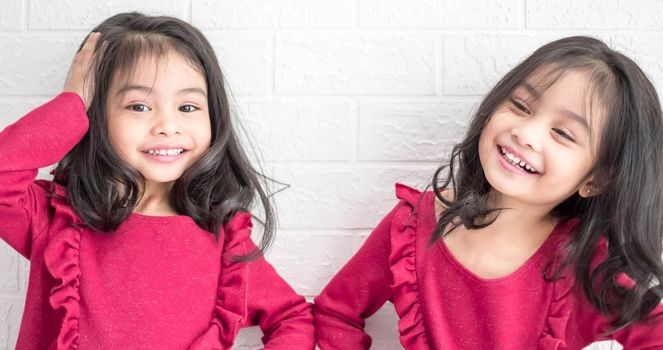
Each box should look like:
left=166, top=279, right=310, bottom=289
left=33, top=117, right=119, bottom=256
left=394, top=183, right=448, bottom=204
left=394, top=183, right=424, bottom=204
left=24, top=179, right=57, bottom=213
left=394, top=183, right=452, bottom=224
left=33, top=179, right=52, bottom=192
left=391, top=183, right=439, bottom=244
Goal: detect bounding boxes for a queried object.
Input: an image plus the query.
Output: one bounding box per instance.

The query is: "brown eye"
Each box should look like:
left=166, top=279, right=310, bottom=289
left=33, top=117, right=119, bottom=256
left=179, top=105, right=198, bottom=112
left=510, top=98, right=531, bottom=114
left=129, top=104, right=150, bottom=112
left=552, top=128, right=575, bottom=142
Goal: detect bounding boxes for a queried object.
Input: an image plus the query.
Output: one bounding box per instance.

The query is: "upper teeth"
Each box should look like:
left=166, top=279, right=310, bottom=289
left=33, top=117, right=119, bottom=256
left=500, top=147, right=537, bottom=173
left=146, top=148, right=184, bottom=156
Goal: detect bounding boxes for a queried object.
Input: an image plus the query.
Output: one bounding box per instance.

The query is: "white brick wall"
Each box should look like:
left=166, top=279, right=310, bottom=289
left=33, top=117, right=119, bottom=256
left=1, top=0, right=661, bottom=349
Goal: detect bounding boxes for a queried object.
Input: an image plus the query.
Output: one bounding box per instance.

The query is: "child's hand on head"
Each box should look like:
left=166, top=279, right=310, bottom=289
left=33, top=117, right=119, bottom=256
left=63, top=32, right=100, bottom=109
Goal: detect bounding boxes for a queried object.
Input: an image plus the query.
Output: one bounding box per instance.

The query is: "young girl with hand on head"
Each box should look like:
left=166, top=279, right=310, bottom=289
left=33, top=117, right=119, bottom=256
left=315, top=36, right=663, bottom=349
left=0, top=12, right=314, bottom=349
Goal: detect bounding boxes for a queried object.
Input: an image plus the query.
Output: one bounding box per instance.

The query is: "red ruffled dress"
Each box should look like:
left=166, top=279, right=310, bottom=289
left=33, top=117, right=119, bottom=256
left=314, top=184, right=663, bottom=349
left=0, top=93, right=315, bottom=349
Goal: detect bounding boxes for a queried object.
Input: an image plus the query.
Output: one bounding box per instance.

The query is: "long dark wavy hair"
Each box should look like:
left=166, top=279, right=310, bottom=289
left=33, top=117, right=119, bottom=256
left=432, top=36, right=663, bottom=330
left=53, top=12, right=275, bottom=257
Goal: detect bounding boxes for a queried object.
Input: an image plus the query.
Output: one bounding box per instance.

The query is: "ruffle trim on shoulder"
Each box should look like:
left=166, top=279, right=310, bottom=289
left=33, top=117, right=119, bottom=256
left=44, top=183, right=83, bottom=350
left=189, top=212, right=254, bottom=350
left=537, top=218, right=584, bottom=350
left=388, top=183, right=430, bottom=348
left=538, top=268, right=574, bottom=349
left=43, top=184, right=256, bottom=349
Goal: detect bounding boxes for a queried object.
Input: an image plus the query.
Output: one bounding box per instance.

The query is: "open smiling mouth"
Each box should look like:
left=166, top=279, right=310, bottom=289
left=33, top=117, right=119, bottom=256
left=140, top=148, right=190, bottom=164
left=498, top=146, right=539, bottom=174
left=142, top=148, right=186, bottom=156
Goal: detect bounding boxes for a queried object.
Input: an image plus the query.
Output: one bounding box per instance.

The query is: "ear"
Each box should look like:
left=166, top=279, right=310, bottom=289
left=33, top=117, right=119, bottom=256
left=578, top=178, right=603, bottom=198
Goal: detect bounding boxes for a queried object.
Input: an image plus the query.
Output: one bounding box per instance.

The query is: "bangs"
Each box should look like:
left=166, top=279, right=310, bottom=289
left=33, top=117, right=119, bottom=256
left=55, top=12, right=277, bottom=258
left=510, top=59, right=618, bottom=150
left=102, top=32, right=205, bottom=92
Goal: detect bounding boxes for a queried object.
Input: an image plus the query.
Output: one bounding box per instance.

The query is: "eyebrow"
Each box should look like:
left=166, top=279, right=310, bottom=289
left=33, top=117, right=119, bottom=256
left=520, top=82, right=590, bottom=131
left=116, top=84, right=207, bottom=97
left=178, top=87, right=208, bottom=97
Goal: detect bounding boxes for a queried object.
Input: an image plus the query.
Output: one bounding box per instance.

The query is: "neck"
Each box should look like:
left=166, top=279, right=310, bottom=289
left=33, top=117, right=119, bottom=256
left=133, top=181, right=177, bottom=216
left=483, top=190, right=557, bottom=236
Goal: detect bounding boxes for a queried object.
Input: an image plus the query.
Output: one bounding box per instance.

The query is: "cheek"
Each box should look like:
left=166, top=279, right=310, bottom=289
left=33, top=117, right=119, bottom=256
left=106, top=117, right=142, bottom=154
left=547, top=150, right=593, bottom=182
left=479, top=114, right=503, bottom=138
left=105, top=108, right=129, bottom=144
left=195, top=118, right=213, bottom=149
left=105, top=120, right=123, bottom=148
left=478, top=119, right=499, bottom=152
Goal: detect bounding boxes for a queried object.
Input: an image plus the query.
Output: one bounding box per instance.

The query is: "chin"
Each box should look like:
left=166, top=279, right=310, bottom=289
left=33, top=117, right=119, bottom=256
left=143, top=174, right=182, bottom=185
left=485, top=177, right=529, bottom=200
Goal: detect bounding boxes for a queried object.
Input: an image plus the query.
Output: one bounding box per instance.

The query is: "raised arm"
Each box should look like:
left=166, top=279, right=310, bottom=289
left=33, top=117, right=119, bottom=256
left=0, top=93, right=87, bottom=258
left=0, top=33, right=96, bottom=258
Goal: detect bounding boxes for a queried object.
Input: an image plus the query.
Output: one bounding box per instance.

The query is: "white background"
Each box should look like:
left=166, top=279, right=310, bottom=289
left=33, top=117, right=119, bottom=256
left=1, top=0, right=661, bottom=349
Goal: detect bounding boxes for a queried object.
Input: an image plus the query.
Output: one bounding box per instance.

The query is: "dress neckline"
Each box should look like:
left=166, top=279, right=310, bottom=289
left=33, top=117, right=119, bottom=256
left=127, top=212, right=195, bottom=223
left=425, top=193, right=564, bottom=284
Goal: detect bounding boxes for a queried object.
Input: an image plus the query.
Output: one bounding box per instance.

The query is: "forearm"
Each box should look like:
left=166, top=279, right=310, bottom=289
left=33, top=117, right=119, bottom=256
left=0, top=92, right=87, bottom=257
left=314, top=206, right=398, bottom=349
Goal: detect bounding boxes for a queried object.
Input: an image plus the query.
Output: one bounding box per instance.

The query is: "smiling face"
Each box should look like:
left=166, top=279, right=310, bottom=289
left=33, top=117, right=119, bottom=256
left=105, top=50, right=212, bottom=195
left=478, top=69, right=604, bottom=210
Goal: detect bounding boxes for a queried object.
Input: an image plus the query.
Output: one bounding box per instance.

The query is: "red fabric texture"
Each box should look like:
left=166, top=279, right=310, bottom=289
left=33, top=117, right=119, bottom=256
left=314, top=184, right=663, bottom=349
left=0, top=93, right=314, bottom=349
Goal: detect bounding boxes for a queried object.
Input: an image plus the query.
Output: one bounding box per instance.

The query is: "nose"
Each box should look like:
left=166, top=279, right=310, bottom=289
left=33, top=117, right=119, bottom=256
left=510, top=118, right=544, bottom=152
left=151, top=110, right=181, bottom=136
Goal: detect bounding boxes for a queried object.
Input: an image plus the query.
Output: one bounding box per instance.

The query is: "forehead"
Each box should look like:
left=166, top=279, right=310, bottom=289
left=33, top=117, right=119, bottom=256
left=518, top=69, right=607, bottom=133
left=109, top=50, right=206, bottom=93
left=523, top=70, right=592, bottom=107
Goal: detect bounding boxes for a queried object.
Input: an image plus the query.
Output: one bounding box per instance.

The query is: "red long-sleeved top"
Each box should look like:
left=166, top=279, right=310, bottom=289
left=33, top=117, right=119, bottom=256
left=0, top=93, right=314, bottom=349
left=315, top=184, right=663, bottom=349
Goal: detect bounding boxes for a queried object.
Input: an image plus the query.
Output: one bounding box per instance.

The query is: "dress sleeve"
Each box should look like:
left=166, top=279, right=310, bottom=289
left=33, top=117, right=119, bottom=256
left=244, top=241, right=315, bottom=347
left=573, top=240, right=663, bottom=348
left=575, top=289, right=663, bottom=348
left=314, top=204, right=398, bottom=350
left=205, top=212, right=315, bottom=350
left=0, top=92, right=87, bottom=258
